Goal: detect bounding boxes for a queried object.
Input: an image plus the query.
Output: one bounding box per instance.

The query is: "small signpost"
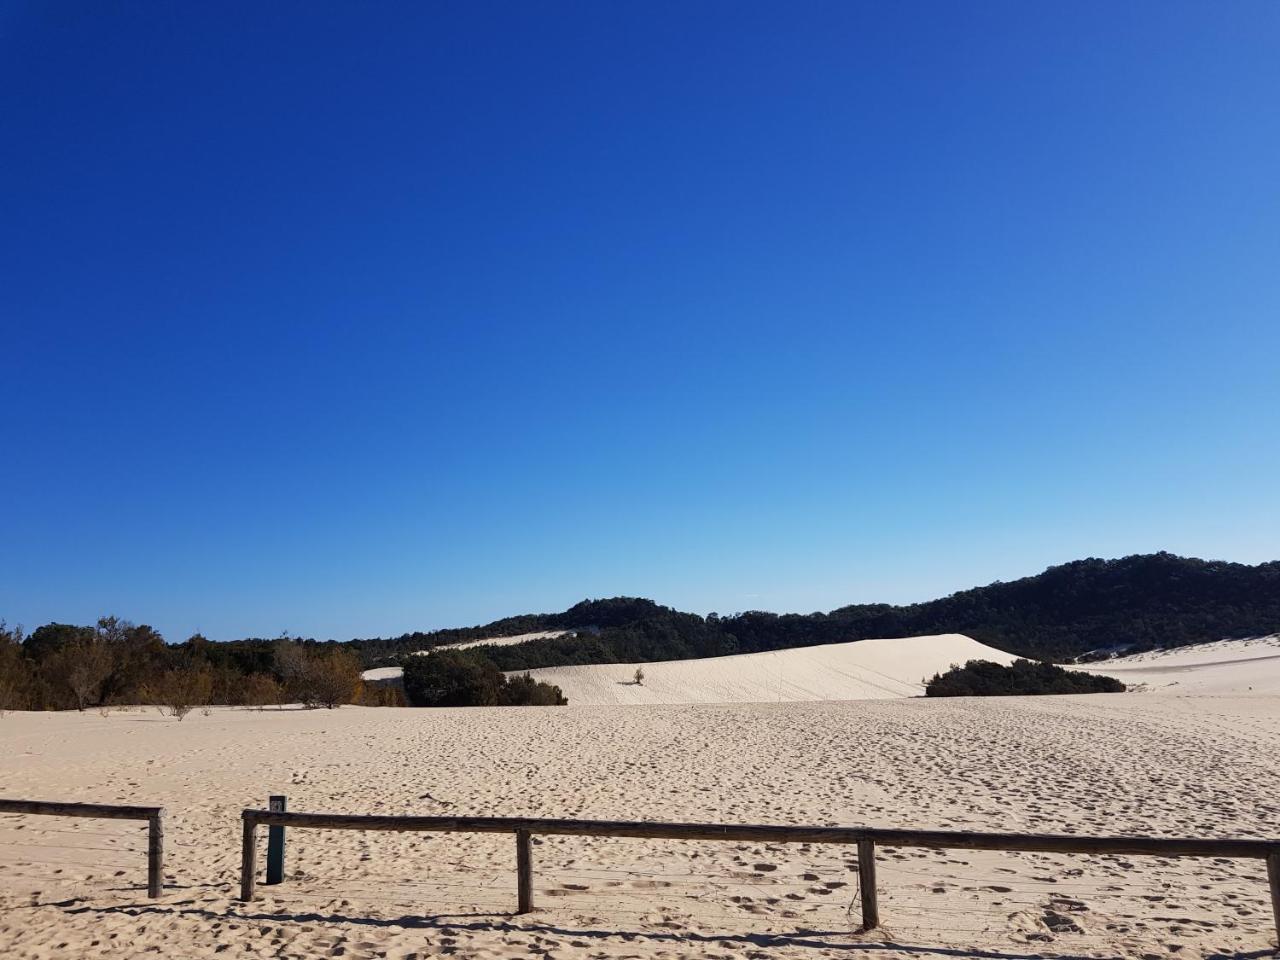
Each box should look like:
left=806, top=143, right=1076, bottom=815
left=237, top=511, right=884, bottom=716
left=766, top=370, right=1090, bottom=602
left=265, top=795, right=286, bottom=885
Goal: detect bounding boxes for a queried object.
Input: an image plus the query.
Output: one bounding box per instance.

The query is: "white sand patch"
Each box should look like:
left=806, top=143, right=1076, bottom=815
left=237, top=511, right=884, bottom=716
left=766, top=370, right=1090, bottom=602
left=442, top=629, right=569, bottom=651
left=521, top=633, right=1017, bottom=704
left=360, top=666, right=404, bottom=682
left=1085, top=634, right=1280, bottom=695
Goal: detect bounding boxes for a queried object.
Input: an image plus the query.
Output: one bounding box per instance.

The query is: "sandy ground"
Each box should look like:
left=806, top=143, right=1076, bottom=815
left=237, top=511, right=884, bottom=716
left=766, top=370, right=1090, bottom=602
left=1086, top=635, right=1280, bottom=696
left=2, top=695, right=1278, bottom=959
left=522, top=634, right=1017, bottom=705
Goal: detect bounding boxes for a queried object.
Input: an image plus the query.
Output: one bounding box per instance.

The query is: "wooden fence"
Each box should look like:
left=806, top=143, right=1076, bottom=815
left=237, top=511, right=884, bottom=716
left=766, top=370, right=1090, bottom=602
left=0, top=798, right=165, bottom=897
left=239, top=807, right=1280, bottom=942
left=4, top=795, right=1278, bottom=943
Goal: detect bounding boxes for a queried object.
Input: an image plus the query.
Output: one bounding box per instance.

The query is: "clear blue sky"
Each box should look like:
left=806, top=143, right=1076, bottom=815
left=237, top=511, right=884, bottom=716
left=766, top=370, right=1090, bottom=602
left=2, top=2, right=1277, bottom=642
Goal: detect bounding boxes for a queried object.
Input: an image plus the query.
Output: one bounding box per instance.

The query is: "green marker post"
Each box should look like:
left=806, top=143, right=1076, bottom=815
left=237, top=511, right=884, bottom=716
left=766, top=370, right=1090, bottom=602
left=265, top=795, right=286, bottom=885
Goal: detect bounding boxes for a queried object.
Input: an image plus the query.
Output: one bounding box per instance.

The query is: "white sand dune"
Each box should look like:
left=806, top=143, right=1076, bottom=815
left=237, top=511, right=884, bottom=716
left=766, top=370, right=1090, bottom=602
left=1086, top=634, right=1280, bottom=695
left=522, top=633, right=1017, bottom=704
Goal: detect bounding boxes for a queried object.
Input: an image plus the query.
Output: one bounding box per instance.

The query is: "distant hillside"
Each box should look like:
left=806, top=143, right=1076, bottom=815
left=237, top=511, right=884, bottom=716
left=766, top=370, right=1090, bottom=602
left=347, top=597, right=689, bottom=665
left=349, top=553, right=1280, bottom=669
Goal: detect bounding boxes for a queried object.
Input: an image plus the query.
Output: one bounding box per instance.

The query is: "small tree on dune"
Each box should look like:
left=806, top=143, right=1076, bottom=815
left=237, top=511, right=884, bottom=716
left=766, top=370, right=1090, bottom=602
left=273, top=638, right=315, bottom=705
left=155, top=665, right=214, bottom=720
left=308, top=648, right=363, bottom=709
left=633, top=667, right=644, bottom=686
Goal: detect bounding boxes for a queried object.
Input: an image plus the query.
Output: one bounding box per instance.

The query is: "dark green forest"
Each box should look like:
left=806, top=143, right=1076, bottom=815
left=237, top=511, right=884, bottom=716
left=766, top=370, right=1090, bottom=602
left=350, top=553, right=1280, bottom=671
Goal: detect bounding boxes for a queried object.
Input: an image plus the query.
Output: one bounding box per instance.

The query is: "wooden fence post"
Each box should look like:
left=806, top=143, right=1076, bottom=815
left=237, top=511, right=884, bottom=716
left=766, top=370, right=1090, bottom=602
left=516, top=829, right=533, bottom=914
left=1267, top=851, right=1280, bottom=948
left=240, top=816, right=258, bottom=901
left=147, top=812, right=164, bottom=898
left=265, top=796, right=286, bottom=885
left=857, top=838, right=879, bottom=930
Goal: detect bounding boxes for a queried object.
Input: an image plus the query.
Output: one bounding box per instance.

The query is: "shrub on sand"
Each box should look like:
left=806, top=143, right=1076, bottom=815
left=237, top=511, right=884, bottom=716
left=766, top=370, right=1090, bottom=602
left=925, top=659, right=1125, bottom=697
left=403, top=650, right=567, bottom=707
left=154, top=666, right=214, bottom=719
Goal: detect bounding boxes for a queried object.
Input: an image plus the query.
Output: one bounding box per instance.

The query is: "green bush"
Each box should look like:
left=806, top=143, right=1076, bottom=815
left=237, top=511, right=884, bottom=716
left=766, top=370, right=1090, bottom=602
left=925, top=659, right=1125, bottom=697
left=402, top=649, right=566, bottom=707
left=403, top=649, right=502, bottom=706
left=500, top=672, right=568, bottom=706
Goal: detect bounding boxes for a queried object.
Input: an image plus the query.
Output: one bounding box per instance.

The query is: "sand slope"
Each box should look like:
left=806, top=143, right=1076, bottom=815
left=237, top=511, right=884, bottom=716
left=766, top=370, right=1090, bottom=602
left=522, top=634, right=1017, bottom=704
left=1087, top=634, right=1280, bottom=695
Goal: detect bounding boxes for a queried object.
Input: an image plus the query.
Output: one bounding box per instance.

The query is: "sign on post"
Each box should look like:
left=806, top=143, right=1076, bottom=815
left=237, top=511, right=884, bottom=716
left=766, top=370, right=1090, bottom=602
left=265, top=795, right=286, bottom=885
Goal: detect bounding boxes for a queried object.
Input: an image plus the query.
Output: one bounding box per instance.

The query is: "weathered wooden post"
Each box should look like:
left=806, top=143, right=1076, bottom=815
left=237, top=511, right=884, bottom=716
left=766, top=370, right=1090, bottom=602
left=265, top=796, right=286, bottom=885
left=146, top=811, right=165, bottom=898
left=1267, top=850, right=1280, bottom=948
left=857, top=838, right=879, bottom=930
left=240, top=814, right=258, bottom=901
left=516, top=829, right=533, bottom=914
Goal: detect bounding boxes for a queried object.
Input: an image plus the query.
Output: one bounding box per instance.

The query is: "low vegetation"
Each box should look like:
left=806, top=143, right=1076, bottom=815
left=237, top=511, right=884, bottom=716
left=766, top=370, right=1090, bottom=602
left=401, top=649, right=567, bottom=707
left=275, top=643, right=363, bottom=709
left=0, top=618, right=369, bottom=714
left=924, top=659, right=1126, bottom=697
left=153, top=664, right=214, bottom=719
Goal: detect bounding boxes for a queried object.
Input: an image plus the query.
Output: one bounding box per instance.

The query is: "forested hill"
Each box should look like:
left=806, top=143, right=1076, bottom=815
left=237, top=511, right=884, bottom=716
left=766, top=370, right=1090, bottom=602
left=349, top=553, right=1280, bottom=669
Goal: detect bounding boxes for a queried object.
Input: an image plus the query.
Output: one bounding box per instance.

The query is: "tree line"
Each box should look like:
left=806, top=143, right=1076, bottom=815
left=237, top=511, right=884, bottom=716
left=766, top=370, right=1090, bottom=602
left=5, top=553, right=1276, bottom=712
left=350, top=554, right=1280, bottom=671
left=0, top=618, right=398, bottom=716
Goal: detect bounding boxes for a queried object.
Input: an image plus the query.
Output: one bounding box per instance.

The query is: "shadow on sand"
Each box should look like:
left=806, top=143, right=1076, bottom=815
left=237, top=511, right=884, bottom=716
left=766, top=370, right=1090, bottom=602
left=52, top=897, right=1272, bottom=960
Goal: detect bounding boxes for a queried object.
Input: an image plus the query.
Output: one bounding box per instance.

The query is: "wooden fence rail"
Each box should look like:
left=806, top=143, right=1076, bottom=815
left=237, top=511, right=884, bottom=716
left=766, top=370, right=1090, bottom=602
left=239, top=807, right=1280, bottom=944
left=0, top=798, right=166, bottom=898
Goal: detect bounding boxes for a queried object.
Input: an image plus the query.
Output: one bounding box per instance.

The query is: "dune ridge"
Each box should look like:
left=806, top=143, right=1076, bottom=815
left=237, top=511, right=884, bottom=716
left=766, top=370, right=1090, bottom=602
left=520, top=633, right=1016, bottom=705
